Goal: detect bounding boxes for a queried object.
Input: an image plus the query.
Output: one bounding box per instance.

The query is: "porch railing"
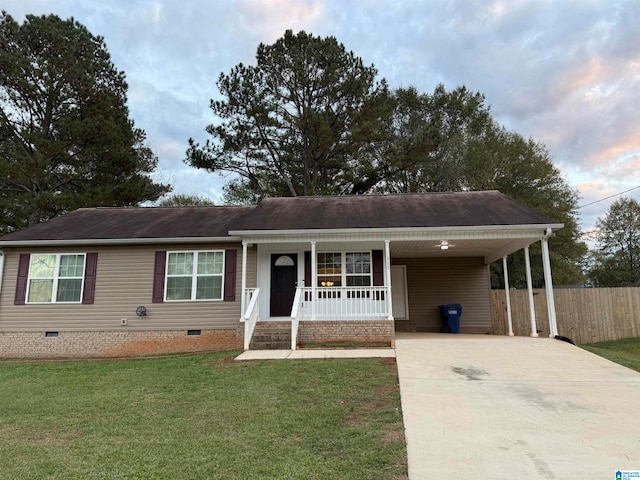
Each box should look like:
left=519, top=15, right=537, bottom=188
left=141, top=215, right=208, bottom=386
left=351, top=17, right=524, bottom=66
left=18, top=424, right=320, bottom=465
left=290, top=287, right=304, bottom=350
left=298, top=286, right=388, bottom=320
left=242, top=287, right=261, bottom=351
left=245, top=287, right=258, bottom=305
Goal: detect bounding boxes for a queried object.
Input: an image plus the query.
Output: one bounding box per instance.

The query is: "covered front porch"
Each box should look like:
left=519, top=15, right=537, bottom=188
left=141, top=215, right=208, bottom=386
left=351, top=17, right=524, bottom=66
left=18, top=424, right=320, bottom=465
left=236, top=225, right=562, bottom=351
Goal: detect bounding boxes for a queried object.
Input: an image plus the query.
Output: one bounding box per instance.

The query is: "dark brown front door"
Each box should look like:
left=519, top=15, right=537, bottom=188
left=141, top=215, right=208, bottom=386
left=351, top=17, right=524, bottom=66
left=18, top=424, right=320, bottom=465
left=270, top=254, right=298, bottom=317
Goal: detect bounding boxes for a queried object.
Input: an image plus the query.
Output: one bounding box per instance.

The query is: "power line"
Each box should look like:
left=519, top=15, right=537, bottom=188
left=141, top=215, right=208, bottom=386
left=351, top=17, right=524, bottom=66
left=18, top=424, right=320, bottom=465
left=578, top=185, right=640, bottom=209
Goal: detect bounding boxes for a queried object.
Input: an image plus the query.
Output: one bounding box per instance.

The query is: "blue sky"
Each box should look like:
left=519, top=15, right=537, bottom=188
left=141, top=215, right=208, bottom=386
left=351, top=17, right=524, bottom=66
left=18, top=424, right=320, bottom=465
left=4, top=0, right=639, bottom=234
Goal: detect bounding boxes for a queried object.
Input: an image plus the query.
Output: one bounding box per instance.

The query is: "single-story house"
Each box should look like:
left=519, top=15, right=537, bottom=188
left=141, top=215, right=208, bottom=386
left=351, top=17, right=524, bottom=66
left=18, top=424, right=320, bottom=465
left=0, top=191, right=562, bottom=358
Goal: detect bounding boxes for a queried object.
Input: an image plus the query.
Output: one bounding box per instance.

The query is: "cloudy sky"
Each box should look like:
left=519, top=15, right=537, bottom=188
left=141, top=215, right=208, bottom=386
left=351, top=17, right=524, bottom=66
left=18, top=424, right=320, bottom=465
left=4, top=0, right=639, bottom=233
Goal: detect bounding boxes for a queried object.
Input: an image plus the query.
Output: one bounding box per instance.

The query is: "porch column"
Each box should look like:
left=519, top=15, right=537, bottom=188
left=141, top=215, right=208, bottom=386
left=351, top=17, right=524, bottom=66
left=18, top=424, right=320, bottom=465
left=384, top=240, right=394, bottom=320
left=240, top=241, right=248, bottom=320
left=311, top=241, right=317, bottom=320
left=502, top=256, right=514, bottom=336
left=541, top=230, right=558, bottom=337
left=524, top=245, right=539, bottom=337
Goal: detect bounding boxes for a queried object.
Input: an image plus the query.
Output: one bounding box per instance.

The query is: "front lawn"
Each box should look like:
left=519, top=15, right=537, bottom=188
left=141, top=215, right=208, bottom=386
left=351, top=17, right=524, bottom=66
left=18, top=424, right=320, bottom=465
left=581, top=337, right=640, bottom=372
left=0, top=353, right=407, bottom=480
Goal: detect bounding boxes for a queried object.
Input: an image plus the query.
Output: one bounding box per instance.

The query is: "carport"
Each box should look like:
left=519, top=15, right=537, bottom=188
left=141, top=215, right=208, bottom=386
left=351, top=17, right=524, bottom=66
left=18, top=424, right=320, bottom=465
left=233, top=192, right=564, bottom=347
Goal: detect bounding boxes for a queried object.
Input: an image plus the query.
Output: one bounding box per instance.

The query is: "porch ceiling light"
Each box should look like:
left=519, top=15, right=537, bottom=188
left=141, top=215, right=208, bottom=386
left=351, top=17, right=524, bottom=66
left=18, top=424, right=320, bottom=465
left=439, top=241, right=450, bottom=250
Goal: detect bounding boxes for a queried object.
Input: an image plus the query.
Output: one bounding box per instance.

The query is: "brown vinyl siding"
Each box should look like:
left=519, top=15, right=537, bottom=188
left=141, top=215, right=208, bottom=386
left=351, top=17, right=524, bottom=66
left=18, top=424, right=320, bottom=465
left=0, top=244, right=256, bottom=332
left=394, top=257, right=492, bottom=333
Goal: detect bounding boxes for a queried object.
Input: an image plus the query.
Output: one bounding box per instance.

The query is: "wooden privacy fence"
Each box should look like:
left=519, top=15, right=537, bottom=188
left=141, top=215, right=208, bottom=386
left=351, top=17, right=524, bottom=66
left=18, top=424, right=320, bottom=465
left=491, top=287, right=640, bottom=345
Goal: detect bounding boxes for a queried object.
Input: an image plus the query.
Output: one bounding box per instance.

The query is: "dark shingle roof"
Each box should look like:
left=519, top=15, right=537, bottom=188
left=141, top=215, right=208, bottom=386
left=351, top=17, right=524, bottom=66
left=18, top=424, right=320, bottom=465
left=0, top=206, right=254, bottom=242
left=233, top=191, right=556, bottom=231
left=0, top=192, right=558, bottom=243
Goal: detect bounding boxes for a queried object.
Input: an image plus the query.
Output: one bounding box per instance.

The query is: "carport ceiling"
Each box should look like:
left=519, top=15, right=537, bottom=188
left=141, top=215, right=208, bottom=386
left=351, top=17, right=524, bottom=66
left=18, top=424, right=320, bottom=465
left=390, top=238, right=541, bottom=263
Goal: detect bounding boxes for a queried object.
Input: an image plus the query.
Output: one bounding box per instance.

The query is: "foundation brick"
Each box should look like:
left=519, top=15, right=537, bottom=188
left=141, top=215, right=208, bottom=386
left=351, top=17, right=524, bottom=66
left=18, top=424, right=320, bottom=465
left=0, top=328, right=243, bottom=359
left=297, top=320, right=394, bottom=347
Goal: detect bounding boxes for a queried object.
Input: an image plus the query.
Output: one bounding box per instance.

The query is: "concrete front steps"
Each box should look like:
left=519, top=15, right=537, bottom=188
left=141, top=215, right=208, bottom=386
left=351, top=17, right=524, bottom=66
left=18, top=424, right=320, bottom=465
left=249, top=321, right=292, bottom=350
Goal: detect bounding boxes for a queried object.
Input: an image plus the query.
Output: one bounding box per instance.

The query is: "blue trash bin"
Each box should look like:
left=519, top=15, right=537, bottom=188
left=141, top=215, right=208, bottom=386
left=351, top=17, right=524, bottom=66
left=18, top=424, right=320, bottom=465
left=439, top=304, right=462, bottom=334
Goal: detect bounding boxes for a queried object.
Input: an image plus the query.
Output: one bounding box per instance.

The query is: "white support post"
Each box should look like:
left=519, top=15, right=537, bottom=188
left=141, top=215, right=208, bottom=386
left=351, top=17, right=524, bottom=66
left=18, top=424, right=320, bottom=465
left=0, top=249, right=4, bottom=294
left=384, top=240, right=394, bottom=320
left=240, top=242, right=248, bottom=320
left=311, top=241, right=317, bottom=320
left=524, top=245, right=538, bottom=337
left=541, top=231, right=558, bottom=337
left=502, top=256, right=514, bottom=336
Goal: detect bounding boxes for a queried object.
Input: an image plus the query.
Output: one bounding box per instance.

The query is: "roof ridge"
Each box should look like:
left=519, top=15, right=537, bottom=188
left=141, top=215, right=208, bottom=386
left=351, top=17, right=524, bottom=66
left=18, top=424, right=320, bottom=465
left=88, top=205, right=255, bottom=210
left=262, top=191, right=501, bottom=200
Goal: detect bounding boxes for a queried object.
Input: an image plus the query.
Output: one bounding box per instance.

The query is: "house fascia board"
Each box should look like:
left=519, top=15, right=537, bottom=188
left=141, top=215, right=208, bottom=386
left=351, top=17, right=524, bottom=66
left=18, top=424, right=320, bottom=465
left=232, top=224, right=564, bottom=244
left=0, top=236, right=241, bottom=247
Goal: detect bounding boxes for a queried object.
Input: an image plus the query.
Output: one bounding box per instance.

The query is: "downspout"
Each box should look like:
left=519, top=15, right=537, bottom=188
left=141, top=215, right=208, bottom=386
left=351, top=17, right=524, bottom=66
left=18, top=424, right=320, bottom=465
left=541, top=228, right=559, bottom=337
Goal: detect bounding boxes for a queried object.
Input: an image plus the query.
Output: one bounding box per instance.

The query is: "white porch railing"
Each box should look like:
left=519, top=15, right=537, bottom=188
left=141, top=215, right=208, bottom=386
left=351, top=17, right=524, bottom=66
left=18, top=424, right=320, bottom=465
left=245, top=287, right=257, bottom=305
left=298, top=286, right=388, bottom=320
left=243, top=286, right=388, bottom=351
left=290, top=287, right=304, bottom=350
left=242, top=288, right=260, bottom=351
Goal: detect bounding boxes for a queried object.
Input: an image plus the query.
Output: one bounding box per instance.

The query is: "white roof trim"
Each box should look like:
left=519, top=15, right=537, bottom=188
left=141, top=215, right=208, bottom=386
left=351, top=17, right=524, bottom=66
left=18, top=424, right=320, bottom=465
left=230, top=224, right=563, bottom=237
left=232, top=224, right=563, bottom=244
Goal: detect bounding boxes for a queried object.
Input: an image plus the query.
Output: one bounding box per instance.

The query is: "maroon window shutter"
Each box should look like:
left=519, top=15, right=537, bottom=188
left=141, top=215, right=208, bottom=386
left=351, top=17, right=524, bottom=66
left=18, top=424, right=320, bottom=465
left=224, top=249, right=237, bottom=302
left=82, top=253, right=98, bottom=304
left=152, top=251, right=166, bottom=303
left=372, top=250, right=384, bottom=286
left=14, top=253, right=30, bottom=305
left=304, top=251, right=311, bottom=286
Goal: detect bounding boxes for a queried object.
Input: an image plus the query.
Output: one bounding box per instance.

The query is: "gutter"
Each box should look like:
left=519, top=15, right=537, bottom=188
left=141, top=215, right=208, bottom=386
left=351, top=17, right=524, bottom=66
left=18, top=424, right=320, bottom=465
left=229, top=223, right=565, bottom=237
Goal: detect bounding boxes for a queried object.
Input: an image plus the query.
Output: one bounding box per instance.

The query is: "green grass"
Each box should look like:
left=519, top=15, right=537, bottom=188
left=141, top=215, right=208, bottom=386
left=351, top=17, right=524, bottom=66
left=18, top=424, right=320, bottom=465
left=581, top=337, right=640, bottom=372
left=0, top=353, right=407, bottom=480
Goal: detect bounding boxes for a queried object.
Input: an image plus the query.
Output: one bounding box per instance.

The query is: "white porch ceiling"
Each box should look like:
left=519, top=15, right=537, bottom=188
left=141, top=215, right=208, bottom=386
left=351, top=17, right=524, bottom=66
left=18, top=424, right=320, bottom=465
left=389, top=238, right=539, bottom=263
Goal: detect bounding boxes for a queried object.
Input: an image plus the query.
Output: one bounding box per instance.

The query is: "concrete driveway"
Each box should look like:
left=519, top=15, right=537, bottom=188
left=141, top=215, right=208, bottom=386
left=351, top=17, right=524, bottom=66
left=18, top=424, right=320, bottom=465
left=395, top=333, right=640, bottom=479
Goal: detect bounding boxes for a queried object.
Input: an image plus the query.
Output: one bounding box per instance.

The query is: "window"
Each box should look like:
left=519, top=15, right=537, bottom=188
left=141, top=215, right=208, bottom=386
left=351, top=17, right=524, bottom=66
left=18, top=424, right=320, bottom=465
left=27, top=254, right=86, bottom=303
left=317, top=252, right=372, bottom=287
left=165, top=251, right=224, bottom=301
left=345, top=252, right=372, bottom=286
left=317, top=252, right=342, bottom=287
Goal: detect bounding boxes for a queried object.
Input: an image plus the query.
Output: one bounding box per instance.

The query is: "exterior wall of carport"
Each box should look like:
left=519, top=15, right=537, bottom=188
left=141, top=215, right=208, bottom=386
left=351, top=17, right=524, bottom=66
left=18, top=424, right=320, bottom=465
left=393, top=256, right=493, bottom=333
left=0, top=243, right=257, bottom=358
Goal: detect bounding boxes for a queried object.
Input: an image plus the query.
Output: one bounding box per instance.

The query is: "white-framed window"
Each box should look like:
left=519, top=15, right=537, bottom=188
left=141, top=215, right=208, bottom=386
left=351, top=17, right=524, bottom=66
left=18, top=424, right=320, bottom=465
left=26, top=253, right=86, bottom=303
left=317, top=252, right=343, bottom=286
left=165, top=250, right=225, bottom=301
left=317, top=251, right=372, bottom=287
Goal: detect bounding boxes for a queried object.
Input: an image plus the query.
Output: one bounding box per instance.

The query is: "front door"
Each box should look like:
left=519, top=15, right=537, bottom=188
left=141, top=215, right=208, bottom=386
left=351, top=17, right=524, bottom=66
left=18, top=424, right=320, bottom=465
left=270, top=254, right=298, bottom=317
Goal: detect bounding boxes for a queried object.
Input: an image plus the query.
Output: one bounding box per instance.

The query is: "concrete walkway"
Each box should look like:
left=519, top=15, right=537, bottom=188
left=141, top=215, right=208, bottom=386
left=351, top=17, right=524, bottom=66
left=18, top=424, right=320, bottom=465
left=395, top=333, right=640, bottom=479
left=234, top=348, right=395, bottom=360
